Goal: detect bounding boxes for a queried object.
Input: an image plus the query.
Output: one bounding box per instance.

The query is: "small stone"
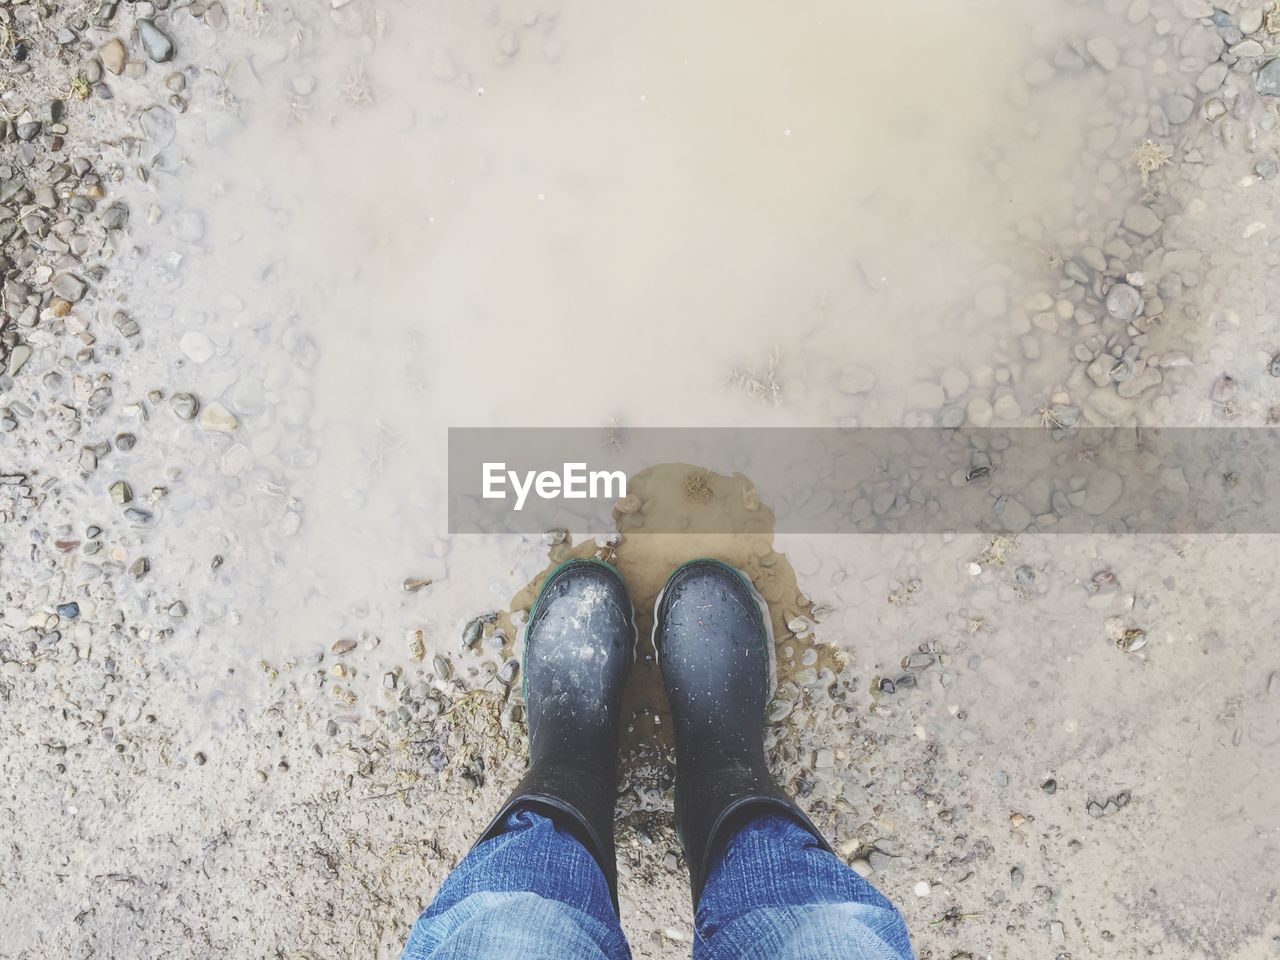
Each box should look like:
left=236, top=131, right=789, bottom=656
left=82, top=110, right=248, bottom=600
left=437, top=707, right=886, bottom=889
left=1257, top=60, right=1280, bottom=97
left=168, top=601, right=187, bottom=619
left=52, top=274, right=88, bottom=302
left=6, top=344, right=33, bottom=377
left=907, top=382, right=946, bottom=410
left=128, top=557, right=150, bottom=580
left=1195, top=61, right=1229, bottom=94
left=124, top=507, right=153, bottom=524
left=109, top=480, right=132, bottom=505
left=1086, top=36, right=1120, bottom=71
left=993, top=394, right=1021, bottom=420
left=1211, top=374, right=1237, bottom=405
left=332, top=638, right=358, bottom=655
left=1105, top=283, right=1143, bottom=320
left=1122, top=205, right=1162, bottom=237
left=838, top=365, right=876, bottom=395
left=137, top=19, right=175, bottom=63
left=100, top=38, right=127, bottom=75
left=1042, top=778, right=1058, bottom=795
left=15, top=112, right=41, bottom=141
left=1231, top=39, right=1265, bottom=57
left=57, top=602, right=81, bottom=620
left=101, top=204, right=129, bottom=230
left=179, top=331, right=214, bottom=363
left=1164, top=95, right=1194, bottom=124
left=1257, top=155, right=1279, bottom=180
left=198, top=401, right=238, bottom=432
left=1084, top=470, right=1124, bottom=515
left=170, top=393, right=199, bottom=420
left=940, top=367, right=970, bottom=398
left=498, top=658, right=519, bottom=683
left=913, top=881, right=930, bottom=897
left=432, top=654, right=452, bottom=680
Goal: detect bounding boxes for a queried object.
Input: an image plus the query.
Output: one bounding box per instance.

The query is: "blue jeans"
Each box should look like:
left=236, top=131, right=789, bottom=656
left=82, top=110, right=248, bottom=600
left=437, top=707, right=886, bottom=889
left=402, top=807, right=915, bottom=960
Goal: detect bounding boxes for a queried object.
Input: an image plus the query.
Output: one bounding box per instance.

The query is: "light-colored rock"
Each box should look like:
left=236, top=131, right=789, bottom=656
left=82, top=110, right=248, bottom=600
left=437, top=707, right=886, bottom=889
left=1087, top=37, right=1121, bottom=71
left=198, top=401, right=239, bottom=432
left=1122, top=205, right=1163, bottom=237
left=100, top=38, right=127, bottom=75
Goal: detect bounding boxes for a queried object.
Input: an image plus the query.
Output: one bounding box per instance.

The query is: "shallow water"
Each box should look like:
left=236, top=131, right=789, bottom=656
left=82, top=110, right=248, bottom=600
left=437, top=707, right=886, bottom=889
left=107, top=0, right=1164, bottom=688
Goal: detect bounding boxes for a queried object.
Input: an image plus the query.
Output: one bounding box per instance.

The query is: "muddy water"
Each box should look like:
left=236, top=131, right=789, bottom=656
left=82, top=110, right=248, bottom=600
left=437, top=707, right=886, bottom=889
left=112, top=0, right=1142, bottom=691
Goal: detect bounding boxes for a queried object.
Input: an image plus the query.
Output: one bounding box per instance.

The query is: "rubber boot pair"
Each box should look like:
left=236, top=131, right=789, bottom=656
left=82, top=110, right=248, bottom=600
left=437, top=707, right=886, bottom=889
left=476, top=558, right=831, bottom=910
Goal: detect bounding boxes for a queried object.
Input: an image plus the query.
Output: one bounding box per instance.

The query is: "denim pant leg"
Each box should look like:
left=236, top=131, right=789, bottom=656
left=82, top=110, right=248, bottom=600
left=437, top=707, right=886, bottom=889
left=401, top=807, right=632, bottom=960
left=693, top=812, right=915, bottom=960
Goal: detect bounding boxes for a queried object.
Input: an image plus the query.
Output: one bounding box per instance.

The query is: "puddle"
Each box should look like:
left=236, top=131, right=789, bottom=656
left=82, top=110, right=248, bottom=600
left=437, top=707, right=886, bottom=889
left=101, top=0, right=1166, bottom=698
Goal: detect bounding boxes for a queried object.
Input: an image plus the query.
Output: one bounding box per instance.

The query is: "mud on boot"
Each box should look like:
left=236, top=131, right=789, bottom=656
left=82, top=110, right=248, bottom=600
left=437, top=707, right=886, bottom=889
left=654, top=558, right=832, bottom=905
left=476, top=558, right=636, bottom=910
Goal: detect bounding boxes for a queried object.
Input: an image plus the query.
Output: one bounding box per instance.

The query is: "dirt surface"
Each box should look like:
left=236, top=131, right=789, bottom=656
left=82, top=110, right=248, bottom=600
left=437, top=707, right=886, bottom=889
left=3, top=0, right=1280, bottom=957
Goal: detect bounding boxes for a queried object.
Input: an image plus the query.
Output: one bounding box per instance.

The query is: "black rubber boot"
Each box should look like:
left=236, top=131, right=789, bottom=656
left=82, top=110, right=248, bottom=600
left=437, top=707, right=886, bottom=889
left=654, top=558, right=833, bottom=905
left=476, top=558, right=635, bottom=911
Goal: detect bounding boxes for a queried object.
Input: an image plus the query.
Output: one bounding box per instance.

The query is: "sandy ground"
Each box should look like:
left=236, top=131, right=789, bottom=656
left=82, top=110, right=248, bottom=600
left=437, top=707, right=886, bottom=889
left=3, top=0, right=1280, bottom=957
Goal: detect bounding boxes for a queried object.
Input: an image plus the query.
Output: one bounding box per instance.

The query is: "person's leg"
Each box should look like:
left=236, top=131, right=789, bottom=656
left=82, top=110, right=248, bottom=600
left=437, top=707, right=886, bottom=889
left=402, top=806, right=631, bottom=960
left=653, top=559, right=915, bottom=960
left=401, top=559, right=637, bottom=960
left=691, top=809, right=913, bottom=960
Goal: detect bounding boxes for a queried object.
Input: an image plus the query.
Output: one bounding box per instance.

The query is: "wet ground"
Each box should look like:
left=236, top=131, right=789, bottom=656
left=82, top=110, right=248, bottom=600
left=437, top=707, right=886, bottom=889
left=2, top=0, right=1280, bottom=956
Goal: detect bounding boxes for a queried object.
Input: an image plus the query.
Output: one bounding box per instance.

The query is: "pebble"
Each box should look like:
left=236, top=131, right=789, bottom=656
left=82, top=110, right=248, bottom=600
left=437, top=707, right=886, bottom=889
left=1241, top=7, right=1265, bottom=34
left=6, top=344, right=33, bottom=377
left=52, top=274, right=88, bottom=301
left=179, top=331, right=214, bottom=363
left=1195, top=61, right=1229, bottom=93
left=837, top=365, right=876, bottom=395
left=57, top=602, right=80, bottom=620
left=100, top=38, right=127, bottom=75
left=332, top=638, right=357, bottom=655
left=1086, top=37, right=1121, bottom=71
left=170, top=393, right=199, bottom=420
left=109, top=480, right=132, bottom=505
left=197, top=401, right=238, bottom=432
left=1164, top=95, right=1194, bottom=124
left=1084, top=470, right=1124, bottom=515
left=15, top=112, right=41, bottom=141
left=940, top=367, right=970, bottom=398
left=1258, top=60, right=1280, bottom=96
left=1122, top=205, right=1163, bottom=237
left=993, top=394, right=1021, bottom=420
left=913, top=881, right=931, bottom=897
left=137, top=19, right=175, bottom=63
left=1257, top=155, right=1279, bottom=180
left=1105, top=283, right=1142, bottom=320
left=907, top=382, right=946, bottom=410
